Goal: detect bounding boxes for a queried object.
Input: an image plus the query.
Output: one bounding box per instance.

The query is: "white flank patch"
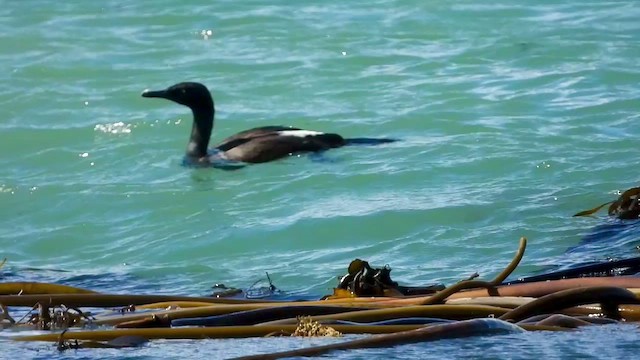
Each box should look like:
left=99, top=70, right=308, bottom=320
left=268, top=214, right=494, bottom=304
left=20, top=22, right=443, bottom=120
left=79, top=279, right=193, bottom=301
left=277, top=130, right=325, bottom=138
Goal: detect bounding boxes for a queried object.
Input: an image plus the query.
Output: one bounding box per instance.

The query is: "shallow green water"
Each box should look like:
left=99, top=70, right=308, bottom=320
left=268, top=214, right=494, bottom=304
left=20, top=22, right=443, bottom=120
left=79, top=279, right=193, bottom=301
left=2, top=0, right=640, bottom=358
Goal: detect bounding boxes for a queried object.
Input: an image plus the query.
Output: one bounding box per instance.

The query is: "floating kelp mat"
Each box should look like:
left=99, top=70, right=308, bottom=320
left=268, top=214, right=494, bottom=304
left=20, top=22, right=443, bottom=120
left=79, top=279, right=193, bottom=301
left=2, top=238, right=640, bottom=359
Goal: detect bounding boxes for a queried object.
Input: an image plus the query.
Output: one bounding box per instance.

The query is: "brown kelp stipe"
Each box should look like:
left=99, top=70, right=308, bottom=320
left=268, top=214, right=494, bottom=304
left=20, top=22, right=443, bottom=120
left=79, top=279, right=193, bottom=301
left=528, top=314, right=595, bottom=328
left=417, top=237, right=527, bottom=305
left=97, top=302, right=381, bottom=328
left=0, top=293, right=278, bottom=308
left=230, top=319, right=525, bottom=360
left=573, top=201, right=614, bottom=217
left=13, top=325, right=440, bottom=341
left=57, top=329, right=149, bottom=351
left=0, top=282, right=98, bottom=295
left=257, top=304, right=510, bottom=326
left=499, top=286, right=640, bottom=322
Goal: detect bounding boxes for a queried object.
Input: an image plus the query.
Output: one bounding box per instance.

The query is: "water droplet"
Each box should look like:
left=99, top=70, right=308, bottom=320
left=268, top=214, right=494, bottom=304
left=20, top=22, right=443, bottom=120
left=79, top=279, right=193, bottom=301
left=84, top=101, right=89, bottom=106
left=90, top=162, right=95, bottom=166
left=341, top=51, right=347, bottom=56
left=201, top=29, right=213, bottom=40
left=80, top=152, right=89, bottom=158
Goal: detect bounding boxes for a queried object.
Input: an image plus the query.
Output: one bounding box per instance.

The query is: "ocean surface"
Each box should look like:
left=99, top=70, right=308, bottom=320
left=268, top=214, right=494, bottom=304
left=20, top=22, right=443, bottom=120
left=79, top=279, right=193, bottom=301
left=1, top=0, right=640, bottom=358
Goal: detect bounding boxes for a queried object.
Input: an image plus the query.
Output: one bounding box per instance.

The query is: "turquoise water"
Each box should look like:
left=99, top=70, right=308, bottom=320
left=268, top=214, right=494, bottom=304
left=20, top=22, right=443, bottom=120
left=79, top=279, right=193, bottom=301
left=1, top=0, right=640, bottom=358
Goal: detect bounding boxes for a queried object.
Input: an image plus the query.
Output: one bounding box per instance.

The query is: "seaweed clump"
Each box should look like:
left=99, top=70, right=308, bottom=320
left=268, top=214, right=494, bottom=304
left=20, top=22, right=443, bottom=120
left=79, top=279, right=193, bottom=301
left=293, top=316, right=342, bottom=337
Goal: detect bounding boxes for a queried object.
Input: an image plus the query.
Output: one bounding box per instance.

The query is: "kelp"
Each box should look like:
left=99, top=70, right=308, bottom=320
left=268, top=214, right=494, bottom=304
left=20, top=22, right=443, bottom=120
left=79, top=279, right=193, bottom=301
left=14, top=324, right=439, bottom=341
left=292, top=316, right=342, bottom=337
left=169, top=305, right=373, bottom=327
left=417, top=236, right=526, bottom=305
left=331, top=258, right=444, bottom=298
left=324, top=237, right=526, bottom=301
left=231, top=319, right=526, bottom=360
left=505, top=256, right=640, bottom=284
left=0, top=293, right=278, bottom=308
left=499, top=286, right=639, bottom=322
left=9, top=303, right=94, bottom=331
left=257, top=304, right=511, bottom=326
left=574, top=187, right=640, bottom=219
left=0, top=282, right=97, bottom=295
left=3, top=236, right=640, bottom=359
left=57, top=330, right=148, bottom=351
left=1, top=303, right=16, bottom=327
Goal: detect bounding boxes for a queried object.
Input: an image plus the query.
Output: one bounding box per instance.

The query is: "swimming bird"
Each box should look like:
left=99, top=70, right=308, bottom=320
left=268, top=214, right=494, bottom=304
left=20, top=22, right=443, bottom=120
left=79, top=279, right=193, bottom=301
left=142, top=82, right=396, bottom=167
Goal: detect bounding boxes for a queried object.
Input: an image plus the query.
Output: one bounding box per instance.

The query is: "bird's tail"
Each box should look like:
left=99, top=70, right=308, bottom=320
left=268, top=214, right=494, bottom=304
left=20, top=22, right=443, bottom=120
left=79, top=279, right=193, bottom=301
left=344, top=138, right=398, bottom=146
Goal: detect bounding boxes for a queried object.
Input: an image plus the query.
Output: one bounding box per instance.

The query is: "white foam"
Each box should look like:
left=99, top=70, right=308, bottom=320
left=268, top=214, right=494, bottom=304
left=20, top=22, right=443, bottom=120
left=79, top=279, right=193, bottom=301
left=277, top=130, right=324, bottom=138
left=94, top=122, right=132, bottom=134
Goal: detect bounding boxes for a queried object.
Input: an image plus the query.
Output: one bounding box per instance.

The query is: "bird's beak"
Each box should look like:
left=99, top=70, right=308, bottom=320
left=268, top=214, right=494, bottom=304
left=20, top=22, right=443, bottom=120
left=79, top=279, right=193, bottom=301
left=141, top=88, right=168, bottom=99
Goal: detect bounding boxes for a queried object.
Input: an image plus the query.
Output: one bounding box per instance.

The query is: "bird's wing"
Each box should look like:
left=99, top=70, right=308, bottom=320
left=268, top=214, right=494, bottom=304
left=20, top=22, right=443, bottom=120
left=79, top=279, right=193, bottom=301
left=221, top=133, right=342, bottom=163
left=215, top=126, right=301, bottom=151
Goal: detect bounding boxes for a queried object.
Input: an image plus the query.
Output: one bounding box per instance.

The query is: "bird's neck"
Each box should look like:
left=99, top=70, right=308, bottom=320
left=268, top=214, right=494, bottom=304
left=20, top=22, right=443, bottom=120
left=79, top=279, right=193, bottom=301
left=187, top=104, right=214, bottom=159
